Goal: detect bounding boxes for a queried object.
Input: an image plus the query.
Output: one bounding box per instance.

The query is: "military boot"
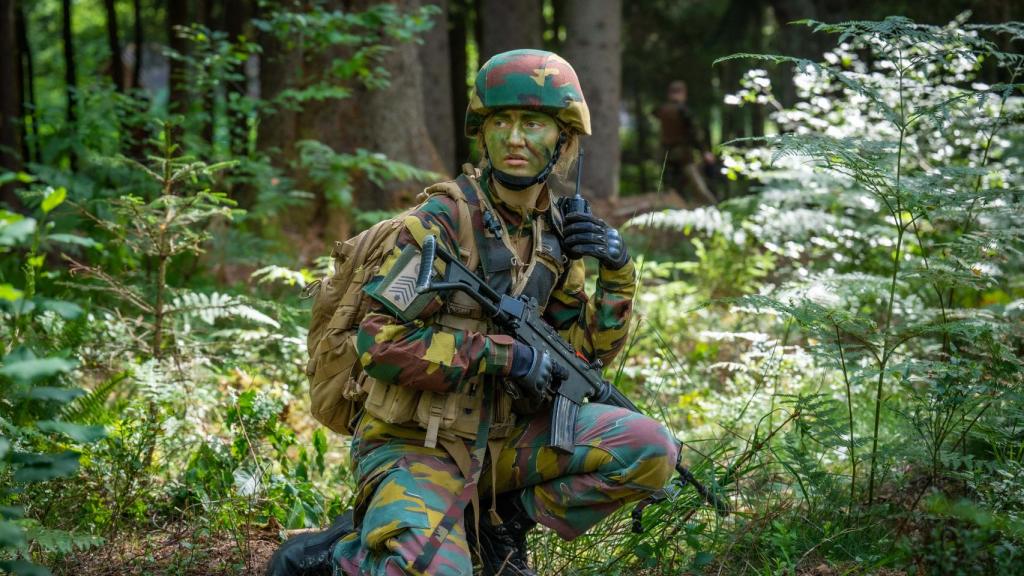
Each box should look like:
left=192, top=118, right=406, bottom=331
left=265, top=510, right=353, bottom=576
left=470, top=492, right=538, bottom=576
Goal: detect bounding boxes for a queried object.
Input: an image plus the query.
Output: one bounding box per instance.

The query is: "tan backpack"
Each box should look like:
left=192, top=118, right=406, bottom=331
left=304, top=177, right=479, bottom=435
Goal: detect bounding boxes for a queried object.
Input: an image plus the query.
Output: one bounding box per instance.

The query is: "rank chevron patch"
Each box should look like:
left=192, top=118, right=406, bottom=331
left=383, top=271, right=419, bottom=310
left=366, top=244, right=435, bottom=322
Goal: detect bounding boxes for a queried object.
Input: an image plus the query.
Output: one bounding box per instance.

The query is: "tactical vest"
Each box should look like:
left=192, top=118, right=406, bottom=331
left=361, top=166, right=565, bottom=448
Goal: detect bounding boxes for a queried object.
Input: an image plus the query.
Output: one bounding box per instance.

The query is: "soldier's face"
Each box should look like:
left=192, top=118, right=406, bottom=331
left=483, top=110, right=561, bottom=178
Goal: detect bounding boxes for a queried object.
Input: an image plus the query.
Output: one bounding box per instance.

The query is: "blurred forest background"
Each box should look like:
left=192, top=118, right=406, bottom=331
left=1, top=0, right=1023, bottom=575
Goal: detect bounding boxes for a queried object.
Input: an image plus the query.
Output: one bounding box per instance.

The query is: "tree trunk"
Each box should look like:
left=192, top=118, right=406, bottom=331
left=197, top=0, right=216, bottom=144
left=123, top=0, right=150, bottom=161
left=16, top=2, right=37, bottom=165
left=224, top=0, right=250, bottom=156
left=13, top=0, right=26, bottom=165
left=767, top=0, right=820, bottom=107
left=750, top=0, right=765, bottom=138
left=479, top=0, right=542, bottom=62
left=419, top=0, right=456, bottom=176
left=719, top=59, right=742, bottom=144
left=285, top=0, right=352, bottom=236
left=62, top=0, right=77, bottom=171
left=295, top=0, right=346, bottom=155
left=132, top=0, right=143, bottom=89
left=346, top=0, right=445, bottom=212
left=257, top=9, right=302, bottom=164
left=0, top=0, right=22, bottom=207
left=449, top=0, right=471, bottom=166
left=103, top=0, right=125, bottom=92
left=563, top=0, right=621, bottom=200
left=471, top=0, right=482, bottom=63
left=167, top=0, right=189, bottom=116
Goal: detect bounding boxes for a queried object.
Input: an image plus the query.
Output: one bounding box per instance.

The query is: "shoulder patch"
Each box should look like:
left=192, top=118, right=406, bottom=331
left=365, top=244, right=435, bottom=322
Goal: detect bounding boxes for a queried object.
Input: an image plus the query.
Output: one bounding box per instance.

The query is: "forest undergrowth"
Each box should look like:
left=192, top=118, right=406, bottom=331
left=2, top=11, right=1023, bottom=576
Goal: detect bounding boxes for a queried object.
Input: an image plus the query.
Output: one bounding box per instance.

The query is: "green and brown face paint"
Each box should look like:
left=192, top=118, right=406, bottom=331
left=483, top=110, right=561, bottom=177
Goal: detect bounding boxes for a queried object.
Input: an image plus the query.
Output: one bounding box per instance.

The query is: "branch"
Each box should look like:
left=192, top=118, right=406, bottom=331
left=61, top=253, right=154, bottom=314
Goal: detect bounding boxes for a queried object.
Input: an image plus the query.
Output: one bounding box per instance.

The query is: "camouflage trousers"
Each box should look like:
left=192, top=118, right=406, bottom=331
left=332, top=403, right=678, bottom=575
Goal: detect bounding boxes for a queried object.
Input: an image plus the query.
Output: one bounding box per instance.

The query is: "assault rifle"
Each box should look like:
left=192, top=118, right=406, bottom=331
left=415, top=234, right=729, bottom=519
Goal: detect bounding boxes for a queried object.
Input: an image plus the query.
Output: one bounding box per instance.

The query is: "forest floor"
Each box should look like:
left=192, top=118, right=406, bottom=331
left=52, top=523, right=281, bottom=576
left=52, top=521, right=915, bottom=576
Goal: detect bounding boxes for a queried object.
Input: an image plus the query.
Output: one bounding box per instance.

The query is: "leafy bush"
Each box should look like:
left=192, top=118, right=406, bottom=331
left=3, top=2, right=442, bottom=571
left=2, top=185, right=105, bottom=575
left=534, top=16, right=1023, bottom=575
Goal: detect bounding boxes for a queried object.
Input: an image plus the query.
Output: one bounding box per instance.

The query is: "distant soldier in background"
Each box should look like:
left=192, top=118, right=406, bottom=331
left=655, top=80, right=718, bottom=205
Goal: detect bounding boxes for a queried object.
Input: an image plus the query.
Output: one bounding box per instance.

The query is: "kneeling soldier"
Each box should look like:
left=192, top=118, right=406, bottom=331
left=275, top=49, right=678, bottom=576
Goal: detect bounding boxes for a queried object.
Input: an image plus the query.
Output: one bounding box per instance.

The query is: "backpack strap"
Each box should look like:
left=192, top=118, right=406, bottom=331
left=453, top=172, right=521, bottom=297
left=452, top=172, right=491, bottom=280
left=412, top=168, right=498, bottom=569
left=412, top=381, right=493, bottom=573
left=420, top=178, right=480, bottom=275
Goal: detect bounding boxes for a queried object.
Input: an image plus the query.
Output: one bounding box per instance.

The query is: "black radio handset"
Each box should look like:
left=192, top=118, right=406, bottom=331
left=560, top=145, right=590, bottom=217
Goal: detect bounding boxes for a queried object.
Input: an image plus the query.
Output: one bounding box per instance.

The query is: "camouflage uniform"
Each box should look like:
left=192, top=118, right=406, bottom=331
left=332, top=50, right=678, bottom=576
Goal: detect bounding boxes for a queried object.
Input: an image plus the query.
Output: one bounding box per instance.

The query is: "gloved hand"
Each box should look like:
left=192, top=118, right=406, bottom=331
left=561, top=212, right=630, bottom=270
left=508, top=342, right=555, bottom=402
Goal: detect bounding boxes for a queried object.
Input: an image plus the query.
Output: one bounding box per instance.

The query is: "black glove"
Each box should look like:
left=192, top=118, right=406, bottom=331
left=508, top=342, right=555, bottom=402
left=561, top=212, right=630, bottom=270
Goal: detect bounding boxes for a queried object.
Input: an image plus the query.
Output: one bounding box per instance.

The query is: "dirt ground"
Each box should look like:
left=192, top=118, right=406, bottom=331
left=55, top=527, right=912, bottom=576
left=52, top=523, right=282, bottom=576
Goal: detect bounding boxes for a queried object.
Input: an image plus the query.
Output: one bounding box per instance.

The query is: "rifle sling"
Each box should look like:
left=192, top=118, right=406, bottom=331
left=412, top=382, right=493, bottom=572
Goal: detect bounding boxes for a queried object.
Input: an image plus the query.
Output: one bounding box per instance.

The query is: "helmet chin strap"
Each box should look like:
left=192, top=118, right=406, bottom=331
left=488, top=132, right=567, bottom=191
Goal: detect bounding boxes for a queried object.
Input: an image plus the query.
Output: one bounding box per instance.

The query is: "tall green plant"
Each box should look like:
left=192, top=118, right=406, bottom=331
left=63, top=122, right=242, bottom=359
left=719, top=16, right=1024, bottom=505
left=575, top=16, right=1023, bottom=575
left=4, top=1, right=450, bottom=571
left=1, top=183, right=105, bottom=575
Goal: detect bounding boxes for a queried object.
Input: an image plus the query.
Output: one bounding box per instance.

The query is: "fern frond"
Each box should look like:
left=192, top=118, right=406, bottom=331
left=764, top=134, right=897, bottom=199
left=718, top=52, right=900, bottom=124
left=713, top=53, right=801, bottom=66
left=251, top=265, right=311, bottom=288
left=967, top=21, right=1024, bottom=42
left=61, top=371, right=132, bottom=425
left=169, top=291, right=280, bottom=328
left=623, top=206, right=736, bottom=238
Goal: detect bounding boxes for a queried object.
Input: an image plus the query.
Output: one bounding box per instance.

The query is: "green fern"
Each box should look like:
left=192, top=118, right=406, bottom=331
left=169, top=291, right=280, bottom=329
left=61, top=371, right=131, bottom=426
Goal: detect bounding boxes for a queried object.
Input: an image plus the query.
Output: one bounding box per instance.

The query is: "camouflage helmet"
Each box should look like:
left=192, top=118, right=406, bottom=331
left=465, top=49, right=592, bottom=137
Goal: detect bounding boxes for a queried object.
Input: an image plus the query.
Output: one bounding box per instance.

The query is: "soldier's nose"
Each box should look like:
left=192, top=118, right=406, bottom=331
left=508, top=125, right=526, bottom=146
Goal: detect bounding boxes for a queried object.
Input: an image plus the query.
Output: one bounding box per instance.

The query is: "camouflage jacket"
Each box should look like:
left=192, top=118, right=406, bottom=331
left=355, top=176, right=637, bottom=394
